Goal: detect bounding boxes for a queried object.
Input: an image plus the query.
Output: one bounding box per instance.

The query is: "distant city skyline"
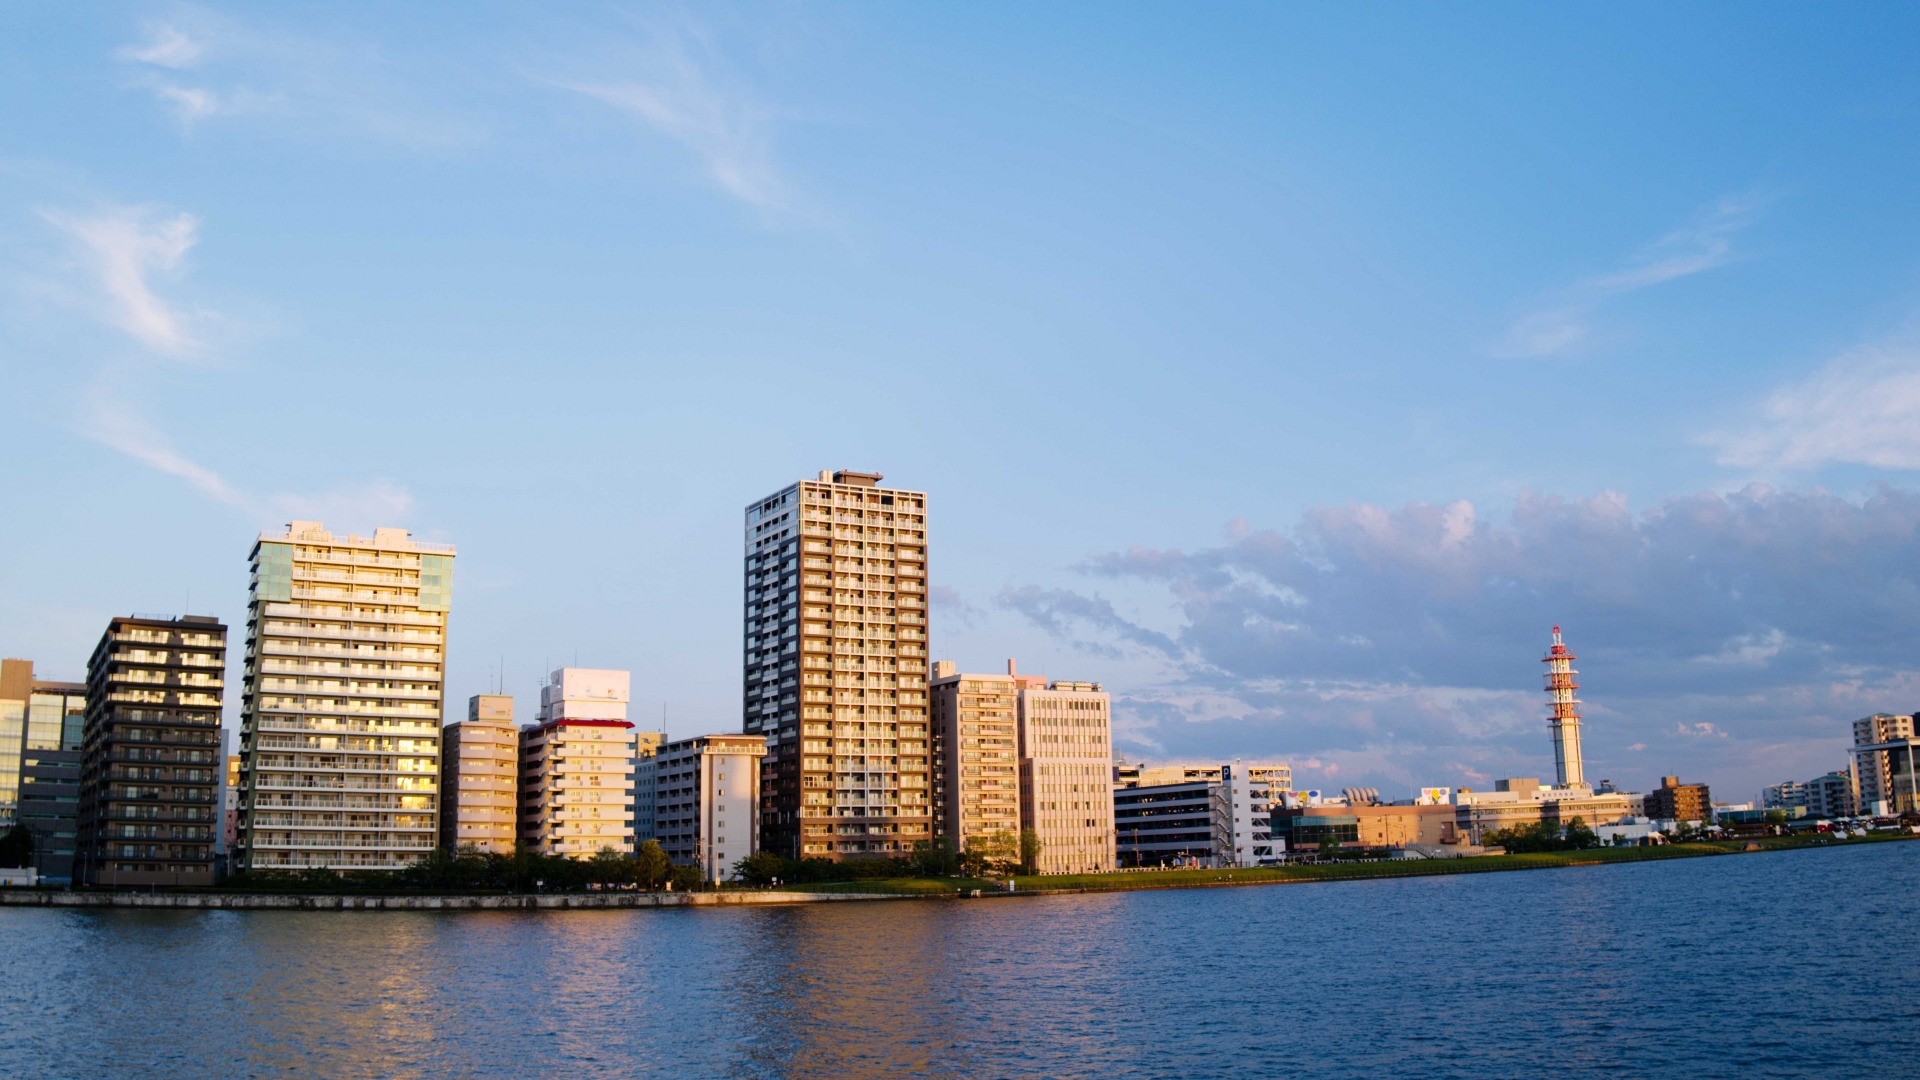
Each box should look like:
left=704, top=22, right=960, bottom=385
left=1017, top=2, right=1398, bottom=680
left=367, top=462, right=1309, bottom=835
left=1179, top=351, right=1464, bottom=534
left=9, top=6, right=1920, bottom=799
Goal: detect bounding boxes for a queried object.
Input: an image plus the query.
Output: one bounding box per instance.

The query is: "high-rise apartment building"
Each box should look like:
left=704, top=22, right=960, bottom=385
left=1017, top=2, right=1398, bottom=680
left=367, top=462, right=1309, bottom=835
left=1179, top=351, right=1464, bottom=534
left=237, top=521, right=453, bottom=872
left=1017, top=672, right=1116, bottom=874
left=630, top=730, right=666, bottom=843
left=744, top=470, right=930, bottom=859
left=440, top=694, right=519, bottom=855
left=75, top=615, right=227, bottom=886
left=1804, top=770, right=1858, bottom=819
left=652, top=734, right=767, bottom=881
left=1852, top=714, right=1919, bottom=815
left=517, top=669, right=637, bottom=858
left=930, top=662, right=1028, bottom=854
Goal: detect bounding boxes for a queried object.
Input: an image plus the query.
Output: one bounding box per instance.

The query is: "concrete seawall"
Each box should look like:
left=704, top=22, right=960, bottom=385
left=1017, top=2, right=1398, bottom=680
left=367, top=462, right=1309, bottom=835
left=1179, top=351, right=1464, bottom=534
left=0, top=890, right=915, bottom=911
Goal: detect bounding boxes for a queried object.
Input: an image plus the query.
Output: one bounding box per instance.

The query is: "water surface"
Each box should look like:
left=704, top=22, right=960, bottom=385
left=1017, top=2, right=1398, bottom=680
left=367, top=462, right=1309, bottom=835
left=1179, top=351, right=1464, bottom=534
left=4, top=841, right=1917, bottom=1078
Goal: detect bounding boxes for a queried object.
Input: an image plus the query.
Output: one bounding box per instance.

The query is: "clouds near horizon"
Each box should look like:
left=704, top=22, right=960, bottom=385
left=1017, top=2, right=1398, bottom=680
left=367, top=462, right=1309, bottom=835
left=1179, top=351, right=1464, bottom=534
left=1003, top=485, right=1920, bottom=795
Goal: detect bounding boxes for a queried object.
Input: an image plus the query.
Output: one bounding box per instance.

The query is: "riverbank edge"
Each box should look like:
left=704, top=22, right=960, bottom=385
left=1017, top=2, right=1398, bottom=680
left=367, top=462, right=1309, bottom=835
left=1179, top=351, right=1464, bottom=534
left=4, top=835, right=1908, bottom=911
left=0, top=889, right=916, bottom=910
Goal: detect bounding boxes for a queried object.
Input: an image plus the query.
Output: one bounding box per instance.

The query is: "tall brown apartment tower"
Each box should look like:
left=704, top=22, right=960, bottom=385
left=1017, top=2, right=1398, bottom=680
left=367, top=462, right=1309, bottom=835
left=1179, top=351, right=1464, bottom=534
left=75, top=615, right=228, bottom=887
left=745, top=470, right=931, bottom=859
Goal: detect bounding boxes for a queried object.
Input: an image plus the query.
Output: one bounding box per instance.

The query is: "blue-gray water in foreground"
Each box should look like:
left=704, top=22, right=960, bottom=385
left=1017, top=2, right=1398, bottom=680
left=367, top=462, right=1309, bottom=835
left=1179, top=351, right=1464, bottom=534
left=4, top=842, right=1917, bottom=1079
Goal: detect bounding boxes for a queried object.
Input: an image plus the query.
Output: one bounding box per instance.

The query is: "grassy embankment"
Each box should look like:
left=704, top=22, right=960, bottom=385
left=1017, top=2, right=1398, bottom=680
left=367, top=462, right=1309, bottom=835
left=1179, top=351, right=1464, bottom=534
left=789, top=832, right=1916, bottom=896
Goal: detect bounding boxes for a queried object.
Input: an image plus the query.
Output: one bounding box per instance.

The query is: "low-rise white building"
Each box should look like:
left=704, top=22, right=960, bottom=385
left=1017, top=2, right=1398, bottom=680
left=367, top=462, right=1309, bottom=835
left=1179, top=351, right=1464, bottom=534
left=1226, top=762, right=1291, bottom=866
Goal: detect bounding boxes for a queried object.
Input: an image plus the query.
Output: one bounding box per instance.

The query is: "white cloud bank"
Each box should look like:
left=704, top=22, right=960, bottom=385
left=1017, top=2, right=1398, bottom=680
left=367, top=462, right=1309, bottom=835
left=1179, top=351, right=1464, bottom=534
left=1707, top=336, right=1920, bottom=471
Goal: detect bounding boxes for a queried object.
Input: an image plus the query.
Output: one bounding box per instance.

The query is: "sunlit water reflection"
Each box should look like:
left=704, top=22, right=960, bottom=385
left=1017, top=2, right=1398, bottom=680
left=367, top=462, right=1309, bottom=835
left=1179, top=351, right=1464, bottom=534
left=5, top=842, right=1916, bottom=1078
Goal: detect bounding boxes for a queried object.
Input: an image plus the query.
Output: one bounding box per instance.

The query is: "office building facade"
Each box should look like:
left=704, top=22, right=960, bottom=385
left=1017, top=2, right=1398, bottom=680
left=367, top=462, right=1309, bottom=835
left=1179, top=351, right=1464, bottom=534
left=745, top=470, right=930, bottom=859
left=2, top=660, right=86, bottom=883
left=517, top=669, right=637, bottom=858
left=440, top=694, right=519, bottom=854
left=237, top=521, right=453, bottom=872
left=75, top=615, right=227, bottom=886
left=1114, top=779, right=1232, bottom=867
left=652, top=733, right=767, bottom=882
left=1017, top=674, right=1116, bottom=874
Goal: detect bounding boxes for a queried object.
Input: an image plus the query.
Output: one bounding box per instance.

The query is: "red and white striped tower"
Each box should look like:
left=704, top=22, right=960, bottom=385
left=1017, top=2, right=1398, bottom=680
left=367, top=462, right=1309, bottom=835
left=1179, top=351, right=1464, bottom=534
left=1542, top=625, right=1584, bottom=787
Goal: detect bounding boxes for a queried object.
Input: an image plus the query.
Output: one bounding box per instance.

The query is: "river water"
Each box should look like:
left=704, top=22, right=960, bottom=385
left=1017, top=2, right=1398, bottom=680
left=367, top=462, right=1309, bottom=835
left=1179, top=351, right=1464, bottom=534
left=3, top=841, right=1916, bottom=1078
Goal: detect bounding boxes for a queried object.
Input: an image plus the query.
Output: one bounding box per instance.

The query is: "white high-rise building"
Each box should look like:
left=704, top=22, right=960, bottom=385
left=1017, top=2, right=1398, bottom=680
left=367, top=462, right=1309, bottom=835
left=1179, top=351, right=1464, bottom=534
left=744, top=470, right=931, bottom=860
left=238, top=521, right=453, bottom=872
left=517, top=669, right=637, bottom=858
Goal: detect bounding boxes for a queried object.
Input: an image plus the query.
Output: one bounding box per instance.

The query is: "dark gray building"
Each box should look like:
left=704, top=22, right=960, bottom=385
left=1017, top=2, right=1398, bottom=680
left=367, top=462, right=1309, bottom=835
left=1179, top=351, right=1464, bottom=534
left=1113, top=780, right=1232, bottom=868
left=76, top=615, right=227, bottom=887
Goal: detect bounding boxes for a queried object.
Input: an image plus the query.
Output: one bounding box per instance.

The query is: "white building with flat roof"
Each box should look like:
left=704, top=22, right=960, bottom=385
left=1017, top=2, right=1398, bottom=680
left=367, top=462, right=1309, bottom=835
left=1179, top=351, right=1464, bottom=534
left=516, top=669, right=636, bottom=858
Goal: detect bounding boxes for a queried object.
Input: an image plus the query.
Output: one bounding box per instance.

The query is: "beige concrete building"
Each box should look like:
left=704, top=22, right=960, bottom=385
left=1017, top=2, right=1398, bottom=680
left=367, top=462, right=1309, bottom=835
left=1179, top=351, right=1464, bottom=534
left=1275, top=803, right=1453, bottom=851
left=1852, top=714, right=1920, bottom=815
left=653, top=734, right=767, bottom=882
left=1019, top=675, right=1115, bottom=874
left=1454, top=778, right=1632, bottom=843
left=745, top=470, right=931, bottom=859
left=440, top=694, right=518, bottom=854
left=238, top=521, right=452, bottom=871
left=931, top=662, right=1032, bottom=854
left=516, top=669, right=637, bottom=857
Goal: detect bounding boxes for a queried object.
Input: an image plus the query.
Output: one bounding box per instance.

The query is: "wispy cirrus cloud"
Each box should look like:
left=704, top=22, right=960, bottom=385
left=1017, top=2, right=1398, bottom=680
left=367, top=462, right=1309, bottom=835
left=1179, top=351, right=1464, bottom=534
left=558, top=18, right=791, bottom=211
left=1704, top=333, right=1920, bottom=471
left=113, top=8, right=483, bottom=146
left=36, top=201, right=415, bottom=521
left=1496, top=193, right=1764, bottom=358
left=40, top=204, right=205, bottom=356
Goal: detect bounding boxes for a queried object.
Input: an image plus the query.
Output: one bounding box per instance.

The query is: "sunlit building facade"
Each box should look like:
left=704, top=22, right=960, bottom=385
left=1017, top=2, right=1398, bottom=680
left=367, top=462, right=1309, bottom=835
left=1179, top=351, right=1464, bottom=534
left=517, top=669, right=637, bottom=857
left=745, top=470, right=931, bottom=859
left=441, top=694, right=519, bottom=855
left=1018, top=675, right=1116, bottom=874
left=237, top=521, right=453, bottom=871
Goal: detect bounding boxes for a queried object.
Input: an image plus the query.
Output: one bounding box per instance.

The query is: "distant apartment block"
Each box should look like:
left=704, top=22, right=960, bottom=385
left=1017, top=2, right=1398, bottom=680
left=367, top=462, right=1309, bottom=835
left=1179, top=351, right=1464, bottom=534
left=1804, top=770, right=1857, bottom=818
left=517, top=669, right=637, bottom=858
left=745, top=470, right=931, bottom=860
left=75, top=615, right=227, bottom=887
left=238, top=521, right=453, bottom=872
left=1762, top=780, right=1806, bottom=810
left=440, top=694, right=519, bottom=855
left=1852, top=714, right=1920, bottom=815
left=652, top=734, right=767, bottom=882
left=630, top=730, right=666, bottom=843
left=1018, top=672, right=1116, bottom=874
left=1642, top=775, right=1711, bottom=825
left=931, top=663, right=1028, bottom=855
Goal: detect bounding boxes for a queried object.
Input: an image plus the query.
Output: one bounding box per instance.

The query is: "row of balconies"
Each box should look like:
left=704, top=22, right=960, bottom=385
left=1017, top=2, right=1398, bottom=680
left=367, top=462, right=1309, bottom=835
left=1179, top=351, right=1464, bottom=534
left=257, top=642, right=442, bottom=661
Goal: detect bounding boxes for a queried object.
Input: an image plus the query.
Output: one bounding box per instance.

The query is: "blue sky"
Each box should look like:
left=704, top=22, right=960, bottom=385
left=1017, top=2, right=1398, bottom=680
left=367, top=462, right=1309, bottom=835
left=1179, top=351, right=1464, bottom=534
left=6, top=4, right=1920, bottom=802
